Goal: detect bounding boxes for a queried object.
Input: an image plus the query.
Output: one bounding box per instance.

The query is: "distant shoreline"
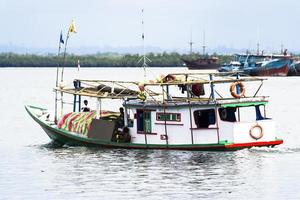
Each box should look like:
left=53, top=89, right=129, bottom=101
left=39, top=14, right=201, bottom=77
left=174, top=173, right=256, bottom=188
left=0, top=52, right=232, bottom=68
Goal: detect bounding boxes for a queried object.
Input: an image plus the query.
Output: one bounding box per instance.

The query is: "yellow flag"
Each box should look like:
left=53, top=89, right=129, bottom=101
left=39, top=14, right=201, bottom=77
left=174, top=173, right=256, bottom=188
left=68, top=20, right=77, bottom=33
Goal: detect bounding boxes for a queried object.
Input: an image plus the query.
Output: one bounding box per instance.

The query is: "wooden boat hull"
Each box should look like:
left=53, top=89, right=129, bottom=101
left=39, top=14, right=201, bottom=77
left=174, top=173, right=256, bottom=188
left=25, top=105, right=283, bottom=151
left=182, top=59, right=220, bottom=70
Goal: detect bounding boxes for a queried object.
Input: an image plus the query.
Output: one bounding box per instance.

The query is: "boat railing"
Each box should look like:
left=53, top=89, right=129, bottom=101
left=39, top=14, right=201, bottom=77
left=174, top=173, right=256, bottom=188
left=53, top=72, right=267, bottom=106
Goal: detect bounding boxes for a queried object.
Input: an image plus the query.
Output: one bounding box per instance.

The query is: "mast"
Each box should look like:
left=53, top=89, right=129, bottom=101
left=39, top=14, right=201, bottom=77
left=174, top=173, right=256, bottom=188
left=138, top=9, right=151, bottom=79
left=188, top=26, right=194, bottom=55
left=142, top=9, right=146, bottom=78
left=61, top=31, right=70, bottom=83
left=54, top=31, right=63, bottom=124
left=202, top=30, right=206, bottom=55
left=60, top=20, right=77, bottom=116
left=256, top=42, right=260, bottom=55
left=256, top=26, right=260, bottom=55
left=60, top=29, right=70, bottom=117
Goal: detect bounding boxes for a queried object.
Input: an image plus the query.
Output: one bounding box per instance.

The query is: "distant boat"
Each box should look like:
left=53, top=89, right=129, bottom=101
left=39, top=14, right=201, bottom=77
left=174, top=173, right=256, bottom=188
left=183, top=29, right=220, bottom=70
left=218, top=50, right=293, bottom=76
left=243, top=58, right=290, bottom=76
left=218, top=61, right=241, bottom=72
left=287, top=60, right=300, bottom=76
left=182, top=56, right=220, bottom=70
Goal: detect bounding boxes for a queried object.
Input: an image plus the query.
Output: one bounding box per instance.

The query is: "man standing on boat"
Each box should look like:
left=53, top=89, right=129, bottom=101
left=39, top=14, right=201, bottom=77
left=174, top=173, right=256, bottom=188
left=81, top=100, right=90, bottom=112
left=117, top=107, right=125, bottom=128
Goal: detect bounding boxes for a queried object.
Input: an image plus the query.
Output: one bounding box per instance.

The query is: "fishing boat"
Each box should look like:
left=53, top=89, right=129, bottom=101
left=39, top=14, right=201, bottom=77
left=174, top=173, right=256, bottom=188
left=243, top=58, right=291, bottom=76
left=219, top=51, right=293, bottom=76
left=25, top=72, right=283, bottom=150
left=218, top=61, right=241, bottom=72
left=288, top=60, right=300, bottom=76
left=183, top=30, right=220, bottom=70
left=182, top=56, right=220, bottom=70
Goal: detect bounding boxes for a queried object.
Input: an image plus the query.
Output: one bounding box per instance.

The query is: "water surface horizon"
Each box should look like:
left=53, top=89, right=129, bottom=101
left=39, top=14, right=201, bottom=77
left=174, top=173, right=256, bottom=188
left=0, top=68, right=299, bottom=199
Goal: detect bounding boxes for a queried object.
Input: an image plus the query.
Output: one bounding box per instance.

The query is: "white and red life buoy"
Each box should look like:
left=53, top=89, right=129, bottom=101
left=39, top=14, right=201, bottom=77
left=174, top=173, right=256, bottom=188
left=249, top=124, right=264, bottom=140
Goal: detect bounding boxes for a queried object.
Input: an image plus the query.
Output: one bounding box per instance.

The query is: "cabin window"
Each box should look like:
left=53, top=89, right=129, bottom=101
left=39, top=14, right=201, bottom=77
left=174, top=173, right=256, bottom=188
left=219, top=107, right=237, bottom=122
left=193, top=109, right=216, bottom=128
left=219, top=105, right=266, bottom=122
left=137, top=110, right=152, bottom=133
left=156, top=113, right=181, bottom=122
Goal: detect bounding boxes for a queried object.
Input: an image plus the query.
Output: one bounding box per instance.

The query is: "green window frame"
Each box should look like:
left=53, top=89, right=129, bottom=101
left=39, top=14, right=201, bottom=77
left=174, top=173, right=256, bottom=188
left=144, top=111, right=152, bottom=133
left=156, top=113, right=181, bottom=122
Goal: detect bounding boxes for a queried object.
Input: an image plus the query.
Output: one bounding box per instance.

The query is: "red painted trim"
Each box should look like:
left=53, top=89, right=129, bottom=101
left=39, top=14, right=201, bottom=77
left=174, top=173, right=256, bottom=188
left=137, top=131, right=157, bottom=135
left=155, top=122, right=184, bottom=126
left=225, top=140, right=283, bottom=149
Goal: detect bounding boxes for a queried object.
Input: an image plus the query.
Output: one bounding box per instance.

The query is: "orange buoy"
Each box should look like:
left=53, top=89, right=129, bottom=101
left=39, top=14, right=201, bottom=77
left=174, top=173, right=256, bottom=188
left=230, top=82, right=245, bottom=98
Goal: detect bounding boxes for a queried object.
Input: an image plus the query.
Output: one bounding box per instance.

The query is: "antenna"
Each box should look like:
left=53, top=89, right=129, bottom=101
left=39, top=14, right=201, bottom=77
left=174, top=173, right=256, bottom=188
left=188, top=26, right=194, bottom=55
left=256, top=26, right=260, bottom=55
left=280, top=44, right=284, bottom=54
left=138, top=8, right=151, bottom=78
left=202, top=30, right=206, bottom=55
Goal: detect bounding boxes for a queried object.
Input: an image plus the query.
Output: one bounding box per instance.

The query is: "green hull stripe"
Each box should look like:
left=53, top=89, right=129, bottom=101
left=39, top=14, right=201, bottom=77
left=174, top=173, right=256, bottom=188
left=25, top=104, right=281, bottom=150
left=221, top=102, right=267, bottom=108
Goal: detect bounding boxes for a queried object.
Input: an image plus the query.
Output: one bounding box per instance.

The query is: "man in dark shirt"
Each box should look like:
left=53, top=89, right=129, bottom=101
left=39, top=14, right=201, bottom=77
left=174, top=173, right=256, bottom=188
left=117, top=107, right=125, bottom=128
left=82, top=100, right=91, bottom=112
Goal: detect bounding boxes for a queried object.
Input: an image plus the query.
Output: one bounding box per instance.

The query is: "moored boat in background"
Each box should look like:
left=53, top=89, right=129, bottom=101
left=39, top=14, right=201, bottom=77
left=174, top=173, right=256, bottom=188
left=182, top=56, right=220, bottom=70
left=243, top=58, right=291, bottom=76
left=218, top=50, right=293, bottom=76
left=288, top=60, right=300, bottom=76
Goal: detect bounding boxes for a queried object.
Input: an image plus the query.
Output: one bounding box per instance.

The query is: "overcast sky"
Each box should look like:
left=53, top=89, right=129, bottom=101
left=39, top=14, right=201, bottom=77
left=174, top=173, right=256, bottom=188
left=0, top=0, right=299, bottom=53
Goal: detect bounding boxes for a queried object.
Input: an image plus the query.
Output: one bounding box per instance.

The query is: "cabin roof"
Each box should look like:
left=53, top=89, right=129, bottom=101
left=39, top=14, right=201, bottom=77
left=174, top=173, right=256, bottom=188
left=54, top=79, right=159, bottom=99
left=54, top=73, right=266, bottom=100
left=124, top=97, right=268, bottom=109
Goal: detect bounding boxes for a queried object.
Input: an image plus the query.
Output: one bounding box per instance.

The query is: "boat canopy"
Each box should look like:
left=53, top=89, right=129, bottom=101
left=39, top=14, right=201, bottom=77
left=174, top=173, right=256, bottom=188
left=54, top=72, right=267, bottom=104
left=140, top=72, right=265, bottom=86
left=54, top=79, right=159, bottom=99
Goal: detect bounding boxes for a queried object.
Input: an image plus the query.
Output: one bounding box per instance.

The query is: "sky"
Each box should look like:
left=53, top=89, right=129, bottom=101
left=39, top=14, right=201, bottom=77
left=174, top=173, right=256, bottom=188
left=0, top=0, right=300, bottom=54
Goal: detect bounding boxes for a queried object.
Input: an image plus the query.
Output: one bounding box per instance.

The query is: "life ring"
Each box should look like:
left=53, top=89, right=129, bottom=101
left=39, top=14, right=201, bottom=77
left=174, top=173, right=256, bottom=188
left=230, top=82, right=245, bottom=98
left=249, top=124, right=264, bottom=140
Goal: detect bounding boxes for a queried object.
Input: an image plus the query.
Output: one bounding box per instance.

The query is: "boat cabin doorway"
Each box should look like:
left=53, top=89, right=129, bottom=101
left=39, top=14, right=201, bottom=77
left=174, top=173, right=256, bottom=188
left=137, top=110, right=152, bottom=133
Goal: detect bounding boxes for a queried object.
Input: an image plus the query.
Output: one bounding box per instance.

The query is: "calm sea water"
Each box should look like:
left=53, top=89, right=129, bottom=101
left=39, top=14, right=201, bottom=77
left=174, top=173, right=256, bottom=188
left=0, top=67, right=300, bottom=200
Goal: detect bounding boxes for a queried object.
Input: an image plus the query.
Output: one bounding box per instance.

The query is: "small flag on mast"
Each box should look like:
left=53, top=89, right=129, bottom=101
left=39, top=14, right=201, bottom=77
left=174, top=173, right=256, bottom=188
left=69, top=20, right=77, bottom=33
left=77, top=59, right=80, bottom=71
left=59, top=31, right=64, bottom=44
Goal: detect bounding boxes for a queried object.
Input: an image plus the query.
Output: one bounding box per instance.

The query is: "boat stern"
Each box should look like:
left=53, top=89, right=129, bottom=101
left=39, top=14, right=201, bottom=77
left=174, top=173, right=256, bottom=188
left=219, top=119, right=283, bottom=149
